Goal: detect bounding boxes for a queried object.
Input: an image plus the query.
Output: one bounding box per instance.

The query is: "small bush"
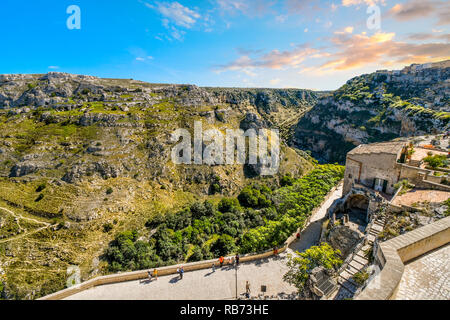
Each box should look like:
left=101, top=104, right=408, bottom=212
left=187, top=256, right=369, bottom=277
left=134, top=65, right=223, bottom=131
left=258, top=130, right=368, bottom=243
left=36, top=183, right=46, bottom=192
left=106, top=187, right=113, bottom=195
left=103, top=223, right=114, bottom=233
left=35, top=194, right=44, bottom=202
left=353, top=270, right=369, bottom=286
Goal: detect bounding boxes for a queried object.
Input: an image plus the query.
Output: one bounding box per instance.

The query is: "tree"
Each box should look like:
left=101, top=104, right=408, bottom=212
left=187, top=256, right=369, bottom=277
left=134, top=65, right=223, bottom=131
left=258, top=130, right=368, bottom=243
left=210, top=234, right=236, bottom=257
left=283, top=243, right=342, bottom=292
left=218, top=198, right=240, bottom=213
left=191, top=201, right=214, bottom=219
left=238, top=184, right=272, bottom=209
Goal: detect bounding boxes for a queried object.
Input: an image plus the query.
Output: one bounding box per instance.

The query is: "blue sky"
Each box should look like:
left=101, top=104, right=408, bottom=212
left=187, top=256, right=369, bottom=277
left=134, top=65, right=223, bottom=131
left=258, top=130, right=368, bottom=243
left=1, top=0, right=448, bottom=90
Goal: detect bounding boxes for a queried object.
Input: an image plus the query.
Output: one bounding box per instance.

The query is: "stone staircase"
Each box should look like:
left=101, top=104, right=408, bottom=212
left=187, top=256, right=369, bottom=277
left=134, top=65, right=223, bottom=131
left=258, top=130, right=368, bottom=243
left=332, top=214, right=386, bottom=300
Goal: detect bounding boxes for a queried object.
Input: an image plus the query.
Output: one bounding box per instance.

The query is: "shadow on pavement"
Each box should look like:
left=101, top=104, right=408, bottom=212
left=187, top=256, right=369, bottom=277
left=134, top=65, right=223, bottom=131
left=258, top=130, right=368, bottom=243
left=139, top=279, right=153, bottom=285
left=169, top=276, right=181, bottom=284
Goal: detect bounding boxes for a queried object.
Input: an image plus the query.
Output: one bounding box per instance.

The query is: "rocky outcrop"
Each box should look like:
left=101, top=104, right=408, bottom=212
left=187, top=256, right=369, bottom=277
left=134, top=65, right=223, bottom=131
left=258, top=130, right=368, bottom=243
left=292, top=61, right=449, bottom=163
left=9, top=162, right=43, bottom=177
left=62, top=161, right=123, bottom=183
left=327, top=225, right=363, bottom=258
left=240, top=112, right=268, bottom=131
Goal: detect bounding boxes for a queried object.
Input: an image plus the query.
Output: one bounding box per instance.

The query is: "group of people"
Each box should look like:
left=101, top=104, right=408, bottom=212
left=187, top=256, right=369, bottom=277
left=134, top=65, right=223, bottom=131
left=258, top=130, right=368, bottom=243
left=147, top=266, right=185, bottom=282
left=213, top=254, right=240, bottom=271
left=146, top=248, right=281, bottom=286
left=147, top=269, right=158, bottom=282
left=177, top=266, right=184, bottom=279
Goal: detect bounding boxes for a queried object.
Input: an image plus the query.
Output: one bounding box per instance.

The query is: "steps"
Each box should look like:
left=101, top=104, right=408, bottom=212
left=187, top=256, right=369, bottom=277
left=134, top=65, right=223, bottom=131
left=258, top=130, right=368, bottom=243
left=331, top=211, right=388, bottom=300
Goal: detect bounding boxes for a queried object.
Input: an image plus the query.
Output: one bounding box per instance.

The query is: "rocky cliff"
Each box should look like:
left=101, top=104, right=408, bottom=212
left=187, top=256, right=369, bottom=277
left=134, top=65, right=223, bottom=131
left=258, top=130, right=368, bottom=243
left=292, top=61, right=450, bottom=163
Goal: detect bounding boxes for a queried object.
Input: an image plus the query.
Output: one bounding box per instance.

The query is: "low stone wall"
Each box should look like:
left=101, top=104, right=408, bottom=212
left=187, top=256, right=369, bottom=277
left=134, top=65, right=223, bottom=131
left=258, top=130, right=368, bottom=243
left=417, top=179, right=450, bottom=192
left=40, top=181, right=343, bottom=300
left=39, top=248, right=277, bottom=301
left=355, top=216, right=450, bottom=300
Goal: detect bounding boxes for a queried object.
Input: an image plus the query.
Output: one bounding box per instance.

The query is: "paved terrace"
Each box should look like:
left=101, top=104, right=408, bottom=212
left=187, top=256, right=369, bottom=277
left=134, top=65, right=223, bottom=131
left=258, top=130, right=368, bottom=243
left=396, top=244, right=449, bottom=300
left=65, top=185, right=343, bottom=300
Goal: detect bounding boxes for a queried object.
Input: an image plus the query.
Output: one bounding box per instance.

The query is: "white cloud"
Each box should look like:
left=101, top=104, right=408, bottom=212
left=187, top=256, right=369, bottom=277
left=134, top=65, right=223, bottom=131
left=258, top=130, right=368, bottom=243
left=276, top=15, right=288, bottom=23
left=136, top=56, right=154, bottom=61
left=147, top=1, right=201, bottom=28
left=217, top=0, right=275, bottom=17
left=342, top=0, right=385, bottom=6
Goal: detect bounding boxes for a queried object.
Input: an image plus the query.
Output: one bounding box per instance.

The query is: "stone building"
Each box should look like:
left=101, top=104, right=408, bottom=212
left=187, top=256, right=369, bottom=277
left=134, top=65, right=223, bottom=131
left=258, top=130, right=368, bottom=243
left=343, top=141, right=408, bottom=195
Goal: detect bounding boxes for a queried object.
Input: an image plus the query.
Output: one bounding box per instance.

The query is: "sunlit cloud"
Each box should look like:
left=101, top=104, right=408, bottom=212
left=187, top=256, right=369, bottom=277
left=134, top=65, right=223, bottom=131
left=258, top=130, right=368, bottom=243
left=388, top=0, right=450, bottom=25
left=217, top=30, right=450, bottom=78
left=216, top=44, right=320, bottom=72
left=317, top=32, right=450, bottom=71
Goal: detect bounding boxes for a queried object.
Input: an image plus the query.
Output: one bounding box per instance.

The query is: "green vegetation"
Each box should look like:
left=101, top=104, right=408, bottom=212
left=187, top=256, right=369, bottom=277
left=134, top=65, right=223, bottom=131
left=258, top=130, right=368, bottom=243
left=283, top=243, right=342, bottom=292
left=444, top=198, right=450, bottom=217
left=423, top=154, right=447, bottom=169
left=104, top=164, right=344, bottom=272
left=353, top=270, right=370, bottom=286
left=280, top=174, right=295, bottom=187
left=394, top=179, right=414, bottom=195
left=237, top=183, right=272, bottom=209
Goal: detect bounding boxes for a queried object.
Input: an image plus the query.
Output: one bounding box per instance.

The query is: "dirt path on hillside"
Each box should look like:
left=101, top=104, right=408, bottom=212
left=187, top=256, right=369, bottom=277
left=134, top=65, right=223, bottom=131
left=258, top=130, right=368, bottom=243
left=0, top=206, right=52, bottom=244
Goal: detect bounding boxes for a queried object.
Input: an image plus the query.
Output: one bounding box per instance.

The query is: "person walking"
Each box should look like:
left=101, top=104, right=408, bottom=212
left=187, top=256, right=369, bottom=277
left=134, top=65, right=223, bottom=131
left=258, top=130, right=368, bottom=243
left=219, top=256, right=224, bottom=267
left=153, top=269, right=158, bottom=280
left=179, top=266, right=184, bottom=279
left=212, top=263, right=216, bottom=272
left=273, top=246, right=279, bottom=258
left=147, top=270, right=153, bottom=282
left=245, top=281, right=251, bottom=299
left=235, top=254, right=240, bottom=267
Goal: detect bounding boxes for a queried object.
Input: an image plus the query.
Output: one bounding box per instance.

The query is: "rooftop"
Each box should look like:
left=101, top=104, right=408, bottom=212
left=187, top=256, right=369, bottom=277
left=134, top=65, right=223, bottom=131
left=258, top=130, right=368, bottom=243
left=348, top=141, right=406, bottom=156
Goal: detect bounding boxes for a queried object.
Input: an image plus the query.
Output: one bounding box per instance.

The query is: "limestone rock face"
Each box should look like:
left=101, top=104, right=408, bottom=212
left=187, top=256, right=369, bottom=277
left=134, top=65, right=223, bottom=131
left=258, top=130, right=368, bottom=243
left=240, top=112, right=268, bottom=131
left=62, top=161, right=123, bottom=183
left=9, top=161, right=45, bottom=177
left=292, top=60, right=449, bottom=163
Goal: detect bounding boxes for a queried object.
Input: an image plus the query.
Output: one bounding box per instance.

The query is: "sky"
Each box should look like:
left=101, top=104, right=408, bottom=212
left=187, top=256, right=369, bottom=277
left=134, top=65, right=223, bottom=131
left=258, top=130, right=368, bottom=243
left=0, top=0, right=449, bottom=90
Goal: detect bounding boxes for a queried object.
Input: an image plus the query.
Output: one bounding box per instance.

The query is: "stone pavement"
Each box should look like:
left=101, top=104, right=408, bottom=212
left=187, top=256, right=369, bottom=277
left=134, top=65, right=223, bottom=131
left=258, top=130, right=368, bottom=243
left=66, top=254, right=297, bottom=300
left=66, top=185, right=344, bottom=300
left=289, top=184, right=343, bottom=253
left=395, top=244, right=450, bottom=300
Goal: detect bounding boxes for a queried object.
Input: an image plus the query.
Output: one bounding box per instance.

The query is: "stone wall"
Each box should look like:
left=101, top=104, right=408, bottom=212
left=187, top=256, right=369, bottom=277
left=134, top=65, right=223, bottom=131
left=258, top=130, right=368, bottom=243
left=355, top=216, right=450, bottom=300
left=417, top=179, right=450, bottom=192
left=398, top=164, right=430, bottom=185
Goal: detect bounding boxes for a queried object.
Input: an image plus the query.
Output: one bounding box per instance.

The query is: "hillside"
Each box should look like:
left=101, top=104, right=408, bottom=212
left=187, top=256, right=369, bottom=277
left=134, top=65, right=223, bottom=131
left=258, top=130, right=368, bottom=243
left=0, top=73, right=319, bottom=299
left=292, top=61, right=450, bottom=163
